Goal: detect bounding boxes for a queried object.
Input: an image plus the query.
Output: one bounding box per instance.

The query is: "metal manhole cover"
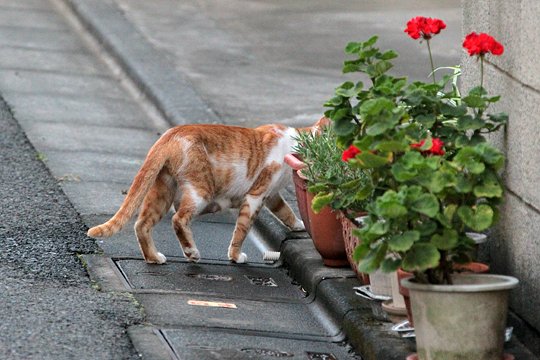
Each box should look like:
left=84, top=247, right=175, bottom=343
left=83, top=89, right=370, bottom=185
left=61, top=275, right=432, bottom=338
left=244, top=275, right=278, bottom=287
left=306, top=352, right=337, bottom=360
left=241, top=348, right=294, bottom=357
left=186, top=273, right=234, bottom=282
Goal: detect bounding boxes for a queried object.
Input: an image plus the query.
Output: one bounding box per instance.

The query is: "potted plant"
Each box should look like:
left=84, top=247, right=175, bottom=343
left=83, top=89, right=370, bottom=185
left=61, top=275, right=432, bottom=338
left=324, top=17, right=518, bottom=360
left=288, top=124, right=370, bottom=267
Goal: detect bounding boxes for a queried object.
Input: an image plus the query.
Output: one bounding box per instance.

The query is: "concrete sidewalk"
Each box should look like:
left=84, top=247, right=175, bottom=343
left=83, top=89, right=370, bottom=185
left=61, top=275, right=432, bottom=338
left=0, top=0, right=537, bottom=359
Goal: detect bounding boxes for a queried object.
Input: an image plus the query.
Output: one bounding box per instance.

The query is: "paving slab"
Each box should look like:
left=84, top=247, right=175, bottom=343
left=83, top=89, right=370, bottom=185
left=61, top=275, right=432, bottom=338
left=115, top=259, right=304, bottom=301
left=0, top=69, right=126, bottom=99
left=45, top=150, right=142, bottom=184
left=0, top=47, right=104, bottom=75
left=61, top=181, right=131, bottom=216
left=6, top=93, right=152, bottom=128
left=19, top=121, right=157, bottom=154
left=0, top=26, right=86, bottom=51
left=134, top=292, right=341, bottom=340
left=0, top=6, right=69, bottom=30
left=160, top=327, right=359, bottom=360
left=83, top=213, right=278, bottom=264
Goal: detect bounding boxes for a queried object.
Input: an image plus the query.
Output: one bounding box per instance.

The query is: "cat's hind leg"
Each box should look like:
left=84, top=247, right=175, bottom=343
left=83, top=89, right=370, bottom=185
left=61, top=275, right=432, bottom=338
left=134, top=169, right=175, bottom=264
left=172, top=185, right=207, bottom=262
left=265, top=193, right=304, bottom=231
left=228, top=195, right=264, bottom=263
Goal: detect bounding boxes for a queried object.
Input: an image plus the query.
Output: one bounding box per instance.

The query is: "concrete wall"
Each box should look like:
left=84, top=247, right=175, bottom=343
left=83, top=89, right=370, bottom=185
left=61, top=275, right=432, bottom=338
left=462, top=0, right=540, bottom=351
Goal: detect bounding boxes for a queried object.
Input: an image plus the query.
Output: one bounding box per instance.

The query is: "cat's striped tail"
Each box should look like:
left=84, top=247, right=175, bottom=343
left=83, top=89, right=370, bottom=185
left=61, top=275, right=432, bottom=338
left=87, top=138, right=171, bottom=238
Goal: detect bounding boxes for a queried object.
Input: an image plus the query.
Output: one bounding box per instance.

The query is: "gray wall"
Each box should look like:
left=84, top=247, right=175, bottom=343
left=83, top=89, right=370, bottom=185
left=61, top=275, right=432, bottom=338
left=462, top=0, right=540, bottom=347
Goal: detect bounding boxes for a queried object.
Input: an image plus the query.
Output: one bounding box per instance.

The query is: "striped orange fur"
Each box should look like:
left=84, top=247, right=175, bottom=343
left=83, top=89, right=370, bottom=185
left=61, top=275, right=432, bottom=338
left=87, top=118, right=328, bottom=263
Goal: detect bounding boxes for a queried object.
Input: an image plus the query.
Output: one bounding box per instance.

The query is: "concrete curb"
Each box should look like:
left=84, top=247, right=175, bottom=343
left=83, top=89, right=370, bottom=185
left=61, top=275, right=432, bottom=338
left=63, top=0, right=219, bottom=126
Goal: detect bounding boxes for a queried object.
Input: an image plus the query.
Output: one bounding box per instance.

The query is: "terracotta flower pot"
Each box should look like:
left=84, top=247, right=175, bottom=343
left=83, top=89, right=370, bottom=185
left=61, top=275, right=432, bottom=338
left=340, top=213, right=370, bottom=284
left=285, top=154, right=311, bottom=235
left=306, top=191, right=348, bottom=267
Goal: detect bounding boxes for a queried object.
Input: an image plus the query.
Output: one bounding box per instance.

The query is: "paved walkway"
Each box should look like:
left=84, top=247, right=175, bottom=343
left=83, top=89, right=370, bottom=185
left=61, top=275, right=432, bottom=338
left=0, top=0, right=537, bottom=359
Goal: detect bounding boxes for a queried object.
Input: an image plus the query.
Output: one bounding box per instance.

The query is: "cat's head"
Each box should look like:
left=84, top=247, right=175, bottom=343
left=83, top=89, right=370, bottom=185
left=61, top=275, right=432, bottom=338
left=297, top=116, right=331, bottom=134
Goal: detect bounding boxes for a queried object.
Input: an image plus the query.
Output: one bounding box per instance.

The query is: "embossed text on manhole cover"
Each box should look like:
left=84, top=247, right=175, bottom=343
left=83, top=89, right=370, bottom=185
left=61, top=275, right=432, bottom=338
left=306, top=352, right=337, bottom=360
left=241, top=348, right=294, bottom=357
left=186, top=273, right=233, bottom=282
left=244, top=275, right=278, bottom=287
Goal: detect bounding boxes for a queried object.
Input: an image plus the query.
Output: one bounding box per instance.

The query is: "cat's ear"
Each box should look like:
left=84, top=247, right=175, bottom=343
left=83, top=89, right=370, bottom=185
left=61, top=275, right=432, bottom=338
left=312, top=116, right=331, bottom=134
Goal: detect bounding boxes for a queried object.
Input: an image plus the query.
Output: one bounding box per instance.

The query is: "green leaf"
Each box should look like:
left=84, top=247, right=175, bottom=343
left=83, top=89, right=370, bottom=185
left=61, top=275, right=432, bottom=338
left=345, top=42, right=362, bottom=54
left=379, top=49, right=399, bottom=60
left=324, top=96, right=343, bottom=107
left=489, top=112, right=509, bottom=124
left=415, top=114, right=437, bottom=128
left=311, top=192, right=333, bottom=213
left=476, top=143, right=505, bottom=169
left=401, top=243, right=441, bottom=272
left=416, top=220, right=437, bottom=236
left=441, top=104, right=467, bottom=117
left=454, top=174, right=473, bottom=193
left=333, top=117, right=357, bottom=136
left=391, top=162, right=418, bottom=181
left=457, top=115, right=485, bottom=131
left=353, top=152, right=391, bottom=168
left=453, top=147, right=485, bottom=174
left=374, top=140, right=407, bottom=152
left=457, top=204, right=494, bottom=232
left=367, top=60, right=393, bottom=78
left=473, top=172, right=504, bottom=198
left=307, top=183, right=327, bottom=193
left=375, top=190, right=408, bottom=218
left=355, top=183, right=374, bottom=201
left=431, top=229, right=458, bottom=250
left=358, top=242, right=388, bottom=273
left=380, top=257, right=402, bottom=272
left=443, top=204, right=457, bottom=223
left=410, top=193, right=439, bottom=218
left=359, top=98, right=395, bottom=117
left=363, top=35, right=379, bottom=48
left=388, top=231, right=420, bottom=251
left=462, top=94, right=486, bottom=108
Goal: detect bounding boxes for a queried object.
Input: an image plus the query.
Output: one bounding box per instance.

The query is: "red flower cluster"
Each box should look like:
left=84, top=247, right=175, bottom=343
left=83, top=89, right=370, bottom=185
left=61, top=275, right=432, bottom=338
left=462, top=32, right=504, bottom=56
left=410, top=138, right=445, bottom=156
left=404, top=16, right=446, bottom=40
left=342, top=144, right=361, bottom=162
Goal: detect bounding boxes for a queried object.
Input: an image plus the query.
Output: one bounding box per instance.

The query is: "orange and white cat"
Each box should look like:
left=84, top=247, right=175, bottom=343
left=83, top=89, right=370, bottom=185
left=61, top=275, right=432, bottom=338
left=87, top=118, right=327, bottom=264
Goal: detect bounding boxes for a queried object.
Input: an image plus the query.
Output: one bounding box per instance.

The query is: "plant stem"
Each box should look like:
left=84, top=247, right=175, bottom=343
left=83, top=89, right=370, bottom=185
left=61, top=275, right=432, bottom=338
left=426, top=39, right=436, bottom=84
left=480, top=55, right=484, bottom=89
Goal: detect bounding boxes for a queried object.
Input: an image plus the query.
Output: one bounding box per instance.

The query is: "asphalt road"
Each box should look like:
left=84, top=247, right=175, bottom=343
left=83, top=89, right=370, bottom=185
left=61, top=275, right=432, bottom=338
left=0, top=98, right=143, bottom=359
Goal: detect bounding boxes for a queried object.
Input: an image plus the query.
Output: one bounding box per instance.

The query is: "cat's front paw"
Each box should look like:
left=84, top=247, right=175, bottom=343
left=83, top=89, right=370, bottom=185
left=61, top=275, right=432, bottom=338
left=184, top=247, right=201, bottom=262
left=145, top=252, right=167, bottom=264
left=290, top=219, right=305, bottom=231
left=230, top=252, right=248, bottom=264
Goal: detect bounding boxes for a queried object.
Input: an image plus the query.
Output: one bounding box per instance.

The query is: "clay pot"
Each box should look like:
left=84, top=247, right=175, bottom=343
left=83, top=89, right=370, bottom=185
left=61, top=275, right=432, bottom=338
left=285, top=154, right=311, bottom=235
left=340, top=213, right=370, bottom=284
left=403, top=274, right=518, bottom=360
left=398, top=262, right=491, bottom=326
left=306, top=191, right=348, bottom=267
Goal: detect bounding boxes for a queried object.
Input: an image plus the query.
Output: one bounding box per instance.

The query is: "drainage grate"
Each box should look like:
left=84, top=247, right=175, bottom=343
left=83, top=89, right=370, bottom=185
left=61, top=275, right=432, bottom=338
left=186, top=273, right=233, bottom=282
left=306, top=352, right=338, bottom=360
left=244, top=275, right=278, bottom=287
left=241, top=348, right=294, bottom=357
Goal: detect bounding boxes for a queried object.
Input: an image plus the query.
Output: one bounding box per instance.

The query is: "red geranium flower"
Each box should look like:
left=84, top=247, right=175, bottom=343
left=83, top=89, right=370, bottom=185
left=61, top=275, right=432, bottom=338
left=463, top=32, right=504, bottom=56
left=410, top=138, right=445, bottom=156
left=342, top=145, right=361, bottom=162
left=404, top=16, right=446, bottom=40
